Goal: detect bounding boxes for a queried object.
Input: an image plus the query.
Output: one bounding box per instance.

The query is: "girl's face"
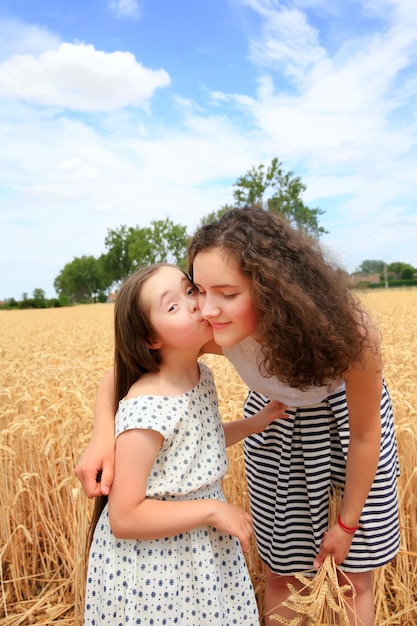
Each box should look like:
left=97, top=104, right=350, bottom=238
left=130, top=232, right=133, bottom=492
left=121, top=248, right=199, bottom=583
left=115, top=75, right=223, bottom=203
left=192, top=249, right=258, bottom=347
left=141, top=266, right=213, bottom=352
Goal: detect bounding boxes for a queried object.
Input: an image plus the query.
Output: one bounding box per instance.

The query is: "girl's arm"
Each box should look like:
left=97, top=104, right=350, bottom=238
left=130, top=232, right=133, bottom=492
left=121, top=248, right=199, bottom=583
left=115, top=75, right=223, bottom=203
left=108, top=428, right=254, bottom=551
left=200, top=340, right=289, bottom=445
left=223, top=400, right=288, bottom=447
left=76, top=339, right=222, bottom=497
left=75, top=369, right=116, bottom=498
left=314, top=324, right=383, bottom=567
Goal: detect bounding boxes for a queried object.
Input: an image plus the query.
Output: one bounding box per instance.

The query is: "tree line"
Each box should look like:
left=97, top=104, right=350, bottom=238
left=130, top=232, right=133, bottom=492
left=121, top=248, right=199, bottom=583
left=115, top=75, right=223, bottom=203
left=355, top=260, right=416, bottom=280
left=2, top=158, right=416, bottom=309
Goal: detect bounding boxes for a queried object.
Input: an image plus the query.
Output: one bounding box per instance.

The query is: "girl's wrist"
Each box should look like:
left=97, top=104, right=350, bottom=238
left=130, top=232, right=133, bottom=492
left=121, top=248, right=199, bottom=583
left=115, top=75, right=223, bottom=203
left=337, top=514, right=359, bottom=534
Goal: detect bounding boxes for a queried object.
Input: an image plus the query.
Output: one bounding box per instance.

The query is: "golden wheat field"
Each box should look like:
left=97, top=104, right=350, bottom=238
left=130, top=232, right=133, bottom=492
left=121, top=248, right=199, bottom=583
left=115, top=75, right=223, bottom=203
left=1, top=289, right=416, bottom=626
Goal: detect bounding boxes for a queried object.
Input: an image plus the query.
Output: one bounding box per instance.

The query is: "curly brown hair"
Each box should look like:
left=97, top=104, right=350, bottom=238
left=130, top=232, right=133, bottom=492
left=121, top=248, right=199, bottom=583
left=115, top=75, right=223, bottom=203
left=188, top=206, right=370, bottom=390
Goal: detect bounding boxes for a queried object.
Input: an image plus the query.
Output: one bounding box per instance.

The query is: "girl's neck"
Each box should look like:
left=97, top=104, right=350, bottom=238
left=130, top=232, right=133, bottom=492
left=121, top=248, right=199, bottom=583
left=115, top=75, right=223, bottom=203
left=139, top=359, right=201, bottom=397
left=161, top=360, right=200, bottom=387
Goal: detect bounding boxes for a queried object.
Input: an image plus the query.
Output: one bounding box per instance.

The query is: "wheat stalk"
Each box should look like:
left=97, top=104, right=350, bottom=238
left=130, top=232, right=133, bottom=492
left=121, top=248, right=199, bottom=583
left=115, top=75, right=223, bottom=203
left=268, top=555, right=362, bottom=625
left=1, top=291, right=417, bottom=624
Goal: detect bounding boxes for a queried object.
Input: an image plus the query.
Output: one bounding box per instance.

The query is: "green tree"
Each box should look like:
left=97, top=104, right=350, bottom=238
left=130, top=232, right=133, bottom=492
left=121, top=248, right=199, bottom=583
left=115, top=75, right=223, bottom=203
left=32, top=288, right=46, bottom=300
left=129, top=219, right=188, bottom=267
left=356, top=260, right=385, bottom=274
left=233, top=157, right=326, bottom=239
left=54, top=256, right=106, bottom=302
left=32, top=288, right=47, bottom=308
left=401, top=267, right=415, bottom=279
left=102, top=225, right=139, bottom=286
left=388, top=262, right=415, bottom=279
left=102, top=219, right=189, bottom=286
left=197, top=204, right=234, bottom=228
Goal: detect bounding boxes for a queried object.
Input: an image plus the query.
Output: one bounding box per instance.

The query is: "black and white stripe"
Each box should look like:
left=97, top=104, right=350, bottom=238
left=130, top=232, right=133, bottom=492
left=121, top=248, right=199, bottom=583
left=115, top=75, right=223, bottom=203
left=243, top=382, right=400, bottom=574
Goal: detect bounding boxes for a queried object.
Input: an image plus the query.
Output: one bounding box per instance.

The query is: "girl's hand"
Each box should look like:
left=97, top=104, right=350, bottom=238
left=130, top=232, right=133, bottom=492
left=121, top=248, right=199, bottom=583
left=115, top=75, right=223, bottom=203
left=313, top=523, right=353, bottom=568
left=208, top=501, right=254, bottom=552
left=224, top=399, right=289, bottom=446
left=75, top=435, right=115, bottom=498
left=251, top=399, right=289, bottom=432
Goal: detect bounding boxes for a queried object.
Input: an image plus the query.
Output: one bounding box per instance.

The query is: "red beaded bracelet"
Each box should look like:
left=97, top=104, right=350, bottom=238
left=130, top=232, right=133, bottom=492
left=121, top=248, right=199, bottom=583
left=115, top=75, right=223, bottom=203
left=337, top=514, right=359, bottom=534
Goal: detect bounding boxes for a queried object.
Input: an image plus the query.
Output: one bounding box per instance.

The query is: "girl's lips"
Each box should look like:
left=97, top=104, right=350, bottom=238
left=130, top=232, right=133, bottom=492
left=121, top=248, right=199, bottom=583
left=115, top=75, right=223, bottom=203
left=209, top=322, right=230, bottom=330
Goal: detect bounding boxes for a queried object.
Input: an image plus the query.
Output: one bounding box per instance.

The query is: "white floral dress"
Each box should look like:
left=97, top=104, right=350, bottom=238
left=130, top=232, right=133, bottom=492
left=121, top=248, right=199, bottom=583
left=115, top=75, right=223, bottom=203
left=83, top=363, right=259, bottom=625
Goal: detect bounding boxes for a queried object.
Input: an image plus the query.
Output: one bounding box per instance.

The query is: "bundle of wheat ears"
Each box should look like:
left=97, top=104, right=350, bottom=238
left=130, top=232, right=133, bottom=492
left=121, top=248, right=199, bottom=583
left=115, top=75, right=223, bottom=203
left=269, top=554, right=363, bottom=626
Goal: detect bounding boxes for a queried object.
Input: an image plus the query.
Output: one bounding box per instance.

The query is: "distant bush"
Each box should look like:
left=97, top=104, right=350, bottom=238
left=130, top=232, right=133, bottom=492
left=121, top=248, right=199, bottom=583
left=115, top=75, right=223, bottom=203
left=353, top=279, right=417, bottom=290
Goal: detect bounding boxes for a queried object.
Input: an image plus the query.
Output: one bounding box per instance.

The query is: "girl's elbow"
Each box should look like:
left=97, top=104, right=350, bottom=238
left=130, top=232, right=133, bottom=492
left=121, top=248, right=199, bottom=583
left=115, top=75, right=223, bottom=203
left=108, top=495, right=149, bottom=538
left=108, top=507, right=136, bottom=539
left=108, top=512, right=127, bottom=538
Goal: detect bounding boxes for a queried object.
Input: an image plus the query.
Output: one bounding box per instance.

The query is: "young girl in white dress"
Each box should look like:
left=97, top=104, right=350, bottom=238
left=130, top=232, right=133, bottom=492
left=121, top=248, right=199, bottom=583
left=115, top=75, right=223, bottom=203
left=81, top=263, right=287, bottom=626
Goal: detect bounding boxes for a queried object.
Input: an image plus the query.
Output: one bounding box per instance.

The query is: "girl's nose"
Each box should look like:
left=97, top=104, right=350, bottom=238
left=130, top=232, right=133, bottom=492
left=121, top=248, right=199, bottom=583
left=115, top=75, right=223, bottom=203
left=199, top=295, right=219, bottom=319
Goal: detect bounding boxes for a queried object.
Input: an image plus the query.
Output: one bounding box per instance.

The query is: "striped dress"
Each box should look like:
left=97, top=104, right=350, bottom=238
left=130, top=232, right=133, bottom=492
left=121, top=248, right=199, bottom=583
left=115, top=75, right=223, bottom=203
left=223, top=338, right=400, bottom=575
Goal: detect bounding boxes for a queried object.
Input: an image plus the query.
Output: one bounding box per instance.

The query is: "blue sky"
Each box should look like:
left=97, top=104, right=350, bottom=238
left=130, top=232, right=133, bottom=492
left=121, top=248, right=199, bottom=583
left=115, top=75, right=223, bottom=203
left=1, top=0, right=416, bottom=300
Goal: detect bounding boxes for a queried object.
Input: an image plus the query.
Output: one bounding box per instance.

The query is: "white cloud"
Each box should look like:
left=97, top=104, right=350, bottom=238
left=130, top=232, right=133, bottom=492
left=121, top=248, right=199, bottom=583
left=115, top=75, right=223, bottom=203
left=0, top=96, right=267, bottom=295
left=218, top=0, right=417, bottom=272
left=0, top=18, right=61, bottom=60
left=249, top=5, right=326, bottom=83
left=0, top=43, right=170, bottom=111
left=109, top=0, right=142, bottom=20
left=224, top=0, right=417, bottom=175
